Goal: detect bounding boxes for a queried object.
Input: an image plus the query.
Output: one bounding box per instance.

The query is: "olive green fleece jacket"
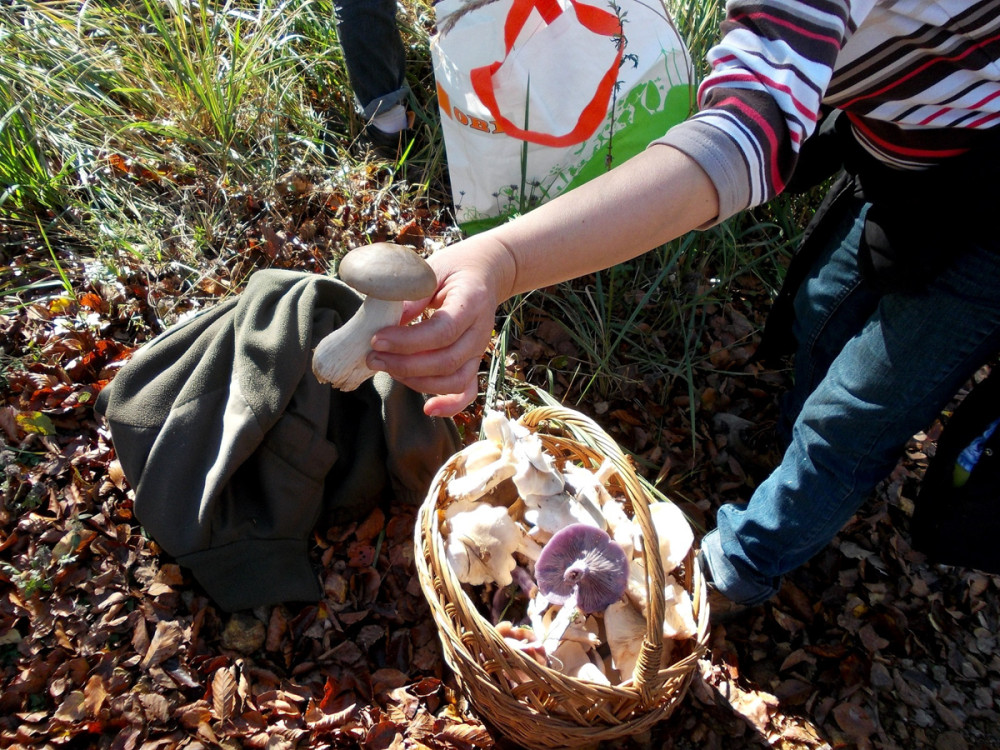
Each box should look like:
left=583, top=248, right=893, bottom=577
left=95, top=269, right=459, bottom=612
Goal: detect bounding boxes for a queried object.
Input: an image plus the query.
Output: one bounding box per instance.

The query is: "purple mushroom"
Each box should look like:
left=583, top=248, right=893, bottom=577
left=535, top=524, right=629, bottom=613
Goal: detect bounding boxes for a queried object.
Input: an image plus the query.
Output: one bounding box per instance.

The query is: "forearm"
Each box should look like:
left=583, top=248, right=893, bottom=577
left=484, top=144, right=719, bottom=300
left=367, top=144, right=720, bottom=417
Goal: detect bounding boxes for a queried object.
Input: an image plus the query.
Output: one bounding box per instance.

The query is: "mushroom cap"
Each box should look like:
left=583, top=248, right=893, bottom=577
left=337, top=243, right=437, bottom=301
left=535, top=523, right=629, bottom=613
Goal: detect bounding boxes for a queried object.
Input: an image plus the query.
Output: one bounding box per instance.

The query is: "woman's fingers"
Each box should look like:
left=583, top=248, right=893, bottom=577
left=368, top=284, right=494, bottom=416
left=369, top=316, right=485, bottom=417
left=372, top=298, right=474, bottom=357
left=422, top=389, right=481, bottom=419
left=368, top=308, right=490, bottom=379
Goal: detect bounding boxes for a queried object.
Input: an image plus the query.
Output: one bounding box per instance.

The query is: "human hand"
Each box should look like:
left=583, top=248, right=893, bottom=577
left=366, top=235, right=516, bottom=417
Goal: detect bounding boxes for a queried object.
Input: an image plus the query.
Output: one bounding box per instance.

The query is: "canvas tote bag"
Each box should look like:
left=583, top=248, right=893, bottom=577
left=432, top=0, right=693, bottom=233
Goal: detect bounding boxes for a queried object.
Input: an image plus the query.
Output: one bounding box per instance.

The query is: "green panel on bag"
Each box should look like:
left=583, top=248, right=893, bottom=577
left=562, top=82, right=693, bottom=192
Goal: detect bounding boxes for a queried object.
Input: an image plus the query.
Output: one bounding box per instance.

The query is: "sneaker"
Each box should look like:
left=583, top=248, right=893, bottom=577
left=320, top=110, right=417, bottom=163
left=362, top=110, right=417, bottom=160
left=698, top=549, right=754, bottom=624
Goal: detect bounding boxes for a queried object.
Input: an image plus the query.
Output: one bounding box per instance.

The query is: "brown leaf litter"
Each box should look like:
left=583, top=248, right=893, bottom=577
left=2, top=209, right=999, bottom=750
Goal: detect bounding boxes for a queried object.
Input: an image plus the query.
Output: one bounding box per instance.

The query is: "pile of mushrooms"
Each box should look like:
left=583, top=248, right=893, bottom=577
left=313, top=243, right=436, bottom=391
left=441, top=410, right=697, bottom=686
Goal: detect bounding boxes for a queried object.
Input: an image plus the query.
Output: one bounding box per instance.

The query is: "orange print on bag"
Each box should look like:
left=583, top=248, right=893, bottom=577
left=437, top=81, right=505, bottom=134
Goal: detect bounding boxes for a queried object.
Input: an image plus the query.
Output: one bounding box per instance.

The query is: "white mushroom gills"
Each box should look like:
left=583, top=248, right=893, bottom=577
left=313, top=243, right=436, bottom=390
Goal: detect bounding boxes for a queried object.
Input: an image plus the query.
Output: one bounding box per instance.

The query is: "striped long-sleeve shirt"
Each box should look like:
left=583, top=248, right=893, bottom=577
left=657, top=0, right=1000, bottom=222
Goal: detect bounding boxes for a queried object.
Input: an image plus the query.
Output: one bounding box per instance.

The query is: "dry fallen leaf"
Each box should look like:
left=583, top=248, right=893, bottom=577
left=832, top=700, right=878, bottom=741
left=141, top=620, right=186, bottom=669
left=212, top=667, right=238, bottom=723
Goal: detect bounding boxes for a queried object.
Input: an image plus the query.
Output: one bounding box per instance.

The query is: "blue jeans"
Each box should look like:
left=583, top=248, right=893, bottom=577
left=701, top=192, right=1000, bottom=605
left=334, top=0, right=409, bottom=120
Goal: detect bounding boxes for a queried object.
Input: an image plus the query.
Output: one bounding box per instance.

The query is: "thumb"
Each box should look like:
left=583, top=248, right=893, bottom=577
left=398, top=295, right=434, bottom=325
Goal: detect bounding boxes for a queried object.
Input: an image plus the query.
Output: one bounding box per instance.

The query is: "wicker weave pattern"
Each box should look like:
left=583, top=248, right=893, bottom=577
left=415, top=406, right=709, bottom=749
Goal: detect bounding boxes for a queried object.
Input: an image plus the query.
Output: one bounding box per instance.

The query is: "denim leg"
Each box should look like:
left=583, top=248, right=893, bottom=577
left=780, top=197, right=880, bottom=436
left=334, top=0, right=409, bottom=119
left=702, top=201, right=1000, bottom=605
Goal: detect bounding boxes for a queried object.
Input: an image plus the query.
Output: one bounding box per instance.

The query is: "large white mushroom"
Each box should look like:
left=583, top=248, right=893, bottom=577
left=313, top=243, right=436, bottom=390
left=444, top=499, right=523, bottom=587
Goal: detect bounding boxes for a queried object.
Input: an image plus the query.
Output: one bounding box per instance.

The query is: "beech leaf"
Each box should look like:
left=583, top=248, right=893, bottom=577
left=212, top=667, right=238, bottom=723
left=141, top=620, right=185, bottom=669
left=832, top=701, right=878, bottom=739
left=16, top=411, right=56, bottom=436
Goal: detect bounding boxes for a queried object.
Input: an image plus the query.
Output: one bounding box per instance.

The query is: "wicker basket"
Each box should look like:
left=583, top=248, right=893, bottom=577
left=415, top=405, right=709, bottom=749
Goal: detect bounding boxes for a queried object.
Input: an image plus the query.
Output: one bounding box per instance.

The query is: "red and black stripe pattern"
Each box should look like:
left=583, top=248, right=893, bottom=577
left=656, top=0, right=1000, bottom=221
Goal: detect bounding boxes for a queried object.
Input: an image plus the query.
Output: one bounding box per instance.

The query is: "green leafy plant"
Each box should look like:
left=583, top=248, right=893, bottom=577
left=0, top=546, right=54, bottom=598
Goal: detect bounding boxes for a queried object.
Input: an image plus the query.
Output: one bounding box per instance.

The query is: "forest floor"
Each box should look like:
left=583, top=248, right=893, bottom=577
left=2, top=170, right=999, bottom=750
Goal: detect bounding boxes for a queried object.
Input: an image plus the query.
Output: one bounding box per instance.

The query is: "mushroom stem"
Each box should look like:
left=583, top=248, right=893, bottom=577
left=312, top=297, right=403, bottom=390
left=511, top=564, right=538, bottom=596
left=542, top=591, right=580, bottom=654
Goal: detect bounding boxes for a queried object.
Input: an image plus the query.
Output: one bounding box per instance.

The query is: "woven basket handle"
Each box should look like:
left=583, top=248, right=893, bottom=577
left=518, top=406, right=667, bottom=707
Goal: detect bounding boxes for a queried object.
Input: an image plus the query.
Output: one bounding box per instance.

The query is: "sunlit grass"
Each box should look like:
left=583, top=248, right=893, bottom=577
left=0, top=0, right=820, bottom=443
left=0, top=0, right=444, bottom=271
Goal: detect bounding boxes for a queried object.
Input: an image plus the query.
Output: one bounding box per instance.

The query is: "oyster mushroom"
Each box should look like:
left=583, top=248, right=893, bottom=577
left=444, top=499, right=522, bottom=586
left=550, top=640, right=611, bottom=685
left=535, top=524, right=629, bottom=650
left=646, top=500, right=694, bottom=574
left=522, top=489, right=605, bottom=542
left=604, top=599, right=647, bottom=681
left=511, top=429, right=565, bottom=501
left=446, top=411, right=519, bottom=501
left=601, top=496, right=637, bottom=559
left=624, top=560, right=697, bottom=640
left=520, top=460, right=611, bottom=542
left=564, top=461, right=615, bottom=517
left=313, top=243, right=436, bottom=390
left=662, top=574, right=697, bottom=639
left=623, top=501, right=693, bottom=608
left=625, top=557, right=650, bottom=611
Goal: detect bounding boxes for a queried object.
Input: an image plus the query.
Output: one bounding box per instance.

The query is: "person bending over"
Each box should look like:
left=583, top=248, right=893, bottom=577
left=365, top=0, right=1000, bottom=615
